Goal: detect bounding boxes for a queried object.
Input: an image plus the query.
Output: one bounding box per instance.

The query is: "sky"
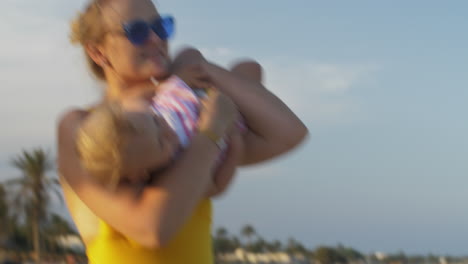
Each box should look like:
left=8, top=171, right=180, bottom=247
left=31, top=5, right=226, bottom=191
left=1, top=0, right=468, bottom=256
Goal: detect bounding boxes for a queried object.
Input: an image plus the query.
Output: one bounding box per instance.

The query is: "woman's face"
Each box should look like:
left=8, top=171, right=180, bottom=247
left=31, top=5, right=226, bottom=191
left=99, top=0, right=171, bottom=81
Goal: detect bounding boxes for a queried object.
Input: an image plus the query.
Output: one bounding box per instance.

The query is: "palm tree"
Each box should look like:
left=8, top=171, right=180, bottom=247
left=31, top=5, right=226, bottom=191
left=230, top=235, right=241, bottom=249
left=215, top=227, right=228, bottom=240
left=314, top=246, right=346, bottom=264
left=286, top=237, right=309, bottom=255
left=251, top=237, right=267, bottom=253
left=213, top=227, right=231, bottom=255
left=44, top=213, right=77, bottom=253
left=265, top=240, right=283, bottom=252
left=5, top=148, right=60, bottom=263
left=46, top=214, right=76, bottom=237
left=241, top=224, right=256, bottom=250
left=0, top=184, right=9, bottom=240
left=272, top=240, right=283, bottom=252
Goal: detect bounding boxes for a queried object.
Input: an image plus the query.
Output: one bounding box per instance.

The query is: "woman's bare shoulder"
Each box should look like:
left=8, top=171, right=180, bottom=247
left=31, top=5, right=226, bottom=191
left=59, top=108, right=89, bottom=122
left=57, top=107, right=92, bottom=133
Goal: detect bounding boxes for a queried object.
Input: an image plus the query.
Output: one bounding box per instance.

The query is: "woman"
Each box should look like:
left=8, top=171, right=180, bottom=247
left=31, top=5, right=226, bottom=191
left=57, top=0, right=308, bottom=263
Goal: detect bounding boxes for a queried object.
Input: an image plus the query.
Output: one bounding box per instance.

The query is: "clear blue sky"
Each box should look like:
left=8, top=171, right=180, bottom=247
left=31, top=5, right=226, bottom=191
left=1, top=0, right=468, bottom=256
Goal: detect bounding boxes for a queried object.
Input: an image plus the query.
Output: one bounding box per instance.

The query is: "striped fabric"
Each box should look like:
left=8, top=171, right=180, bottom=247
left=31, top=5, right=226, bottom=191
left=151, top=76, right=201, bottom=148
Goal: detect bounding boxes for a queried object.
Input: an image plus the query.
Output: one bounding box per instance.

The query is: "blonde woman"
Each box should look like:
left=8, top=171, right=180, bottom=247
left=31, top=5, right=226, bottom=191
left=57, top=0, right=308, bottom=263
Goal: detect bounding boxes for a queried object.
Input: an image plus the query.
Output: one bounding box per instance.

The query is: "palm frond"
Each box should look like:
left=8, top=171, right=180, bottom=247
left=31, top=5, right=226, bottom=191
left=3, top=177, right=27, bottom=186
left=10, top=148, right=53, bottom=177
left=51, top=187, right=64, bottom=206
left=50, top=178, right=61, bottom=186
left=7, top=148, right=55, bottom=222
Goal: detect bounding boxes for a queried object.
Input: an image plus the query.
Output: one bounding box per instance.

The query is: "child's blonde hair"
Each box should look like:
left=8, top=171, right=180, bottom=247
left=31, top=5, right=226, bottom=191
left=76, top=103, right=137, bottom=189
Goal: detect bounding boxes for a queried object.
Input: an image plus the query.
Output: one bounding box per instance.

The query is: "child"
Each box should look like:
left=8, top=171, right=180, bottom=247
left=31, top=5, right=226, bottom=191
left=76, top=72, right=241, bottom=190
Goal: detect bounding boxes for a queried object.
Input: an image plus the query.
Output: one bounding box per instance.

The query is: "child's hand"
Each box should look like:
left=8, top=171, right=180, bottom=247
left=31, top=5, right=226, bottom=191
left=174, top=63, right=212, bottom=90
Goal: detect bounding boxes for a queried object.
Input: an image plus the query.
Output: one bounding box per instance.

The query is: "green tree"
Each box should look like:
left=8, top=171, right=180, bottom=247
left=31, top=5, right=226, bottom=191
left=408, top=255, right=426, bottom=264
left=250, top=237, right=268, bottom=253
left=336, top=244, right=364, bottom=261
left=230, top=236, right=241, bottom=249
left=43, top=214, right=77, bottom=254
left=314, top=246, right=346, bottom=264
left=270, top=240, right=283, bottom=252
left=0, top=184, right=9, bottom=239
left=286, top=238, right=308, bottom=255
left=241, top=224, right=256, bottom=250
left=213, top=227, right=233, bottom=254
left=5, top=148, right=60, bottom=263
left=427, top=254, right=439, bottom=264
left=45, top=213, right=76, bottom=237
left=215, top=227, right=228, bottom=240
left=8, top=224, right=31, bottom=251
left=387, top=251, right=408, bottom=264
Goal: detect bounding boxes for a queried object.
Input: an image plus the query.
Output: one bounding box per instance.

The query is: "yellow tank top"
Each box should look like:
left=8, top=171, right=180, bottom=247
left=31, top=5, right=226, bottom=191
left=85, top=199, right=213, bottom=264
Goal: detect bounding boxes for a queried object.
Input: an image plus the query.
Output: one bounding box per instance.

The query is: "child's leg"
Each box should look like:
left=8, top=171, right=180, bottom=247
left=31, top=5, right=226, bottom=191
left=230, top=60, right=263, bottom=83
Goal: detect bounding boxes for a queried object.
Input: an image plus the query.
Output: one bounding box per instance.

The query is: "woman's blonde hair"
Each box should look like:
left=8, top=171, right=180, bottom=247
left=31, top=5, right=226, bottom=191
left=76, top=103, right=136, bottom=189
left=70, top=0, right=110, bottom=80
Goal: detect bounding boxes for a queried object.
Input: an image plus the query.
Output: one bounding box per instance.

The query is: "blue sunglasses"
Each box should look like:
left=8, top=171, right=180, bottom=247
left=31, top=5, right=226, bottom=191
left=123, top=15, right=175, bottom=45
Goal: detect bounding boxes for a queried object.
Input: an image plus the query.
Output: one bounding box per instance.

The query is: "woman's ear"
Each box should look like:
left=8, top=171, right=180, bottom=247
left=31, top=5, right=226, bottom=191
left=85, top=43, right=109, bottom=67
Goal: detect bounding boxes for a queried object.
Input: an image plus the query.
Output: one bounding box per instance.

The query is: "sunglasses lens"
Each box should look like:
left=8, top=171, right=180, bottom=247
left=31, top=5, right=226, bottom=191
left=152, top=16, right=175, bottom=40
left=124, top=21, right=150, bottom=45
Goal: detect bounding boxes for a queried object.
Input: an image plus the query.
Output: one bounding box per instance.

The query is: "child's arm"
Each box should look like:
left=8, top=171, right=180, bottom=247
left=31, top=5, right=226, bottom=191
left=173, top=48, right=308, bottom=166
left=207, top=63, right=308, bottom=165
left=205, top=126, right=244, bottom=198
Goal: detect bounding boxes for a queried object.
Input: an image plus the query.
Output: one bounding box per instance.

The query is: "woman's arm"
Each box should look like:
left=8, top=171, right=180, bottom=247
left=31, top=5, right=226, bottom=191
left=57, top=93, right=236, bottom=249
